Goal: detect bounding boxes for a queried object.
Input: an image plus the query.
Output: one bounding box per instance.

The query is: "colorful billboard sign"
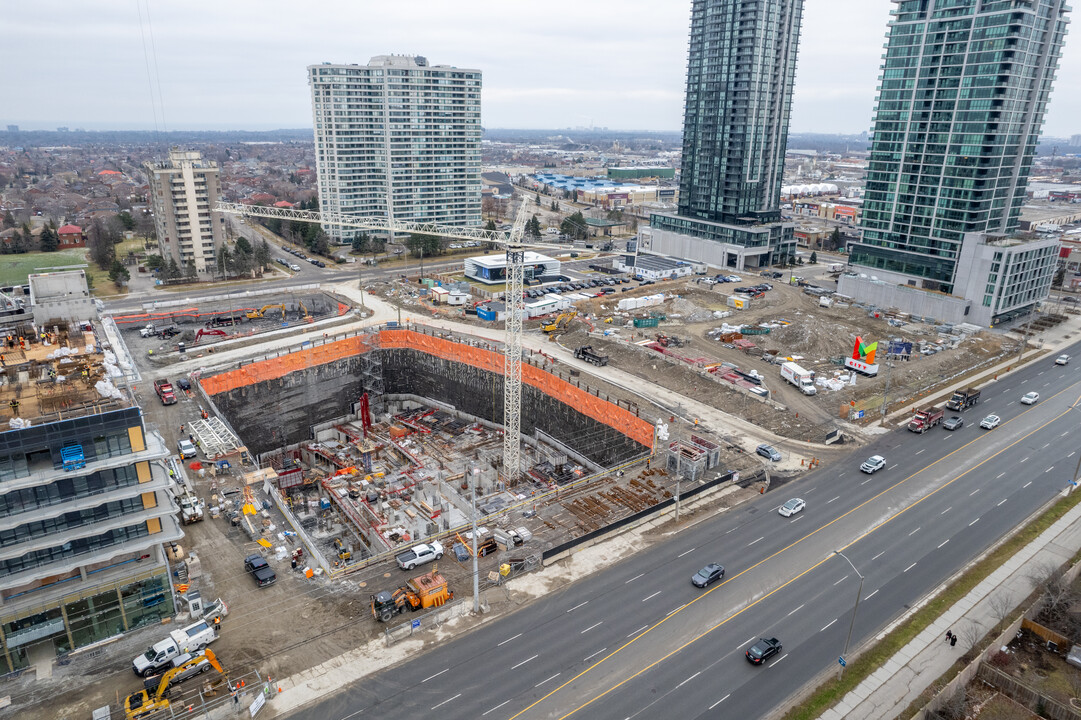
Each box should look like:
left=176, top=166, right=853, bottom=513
left=844, top=336, right=879, bottom=376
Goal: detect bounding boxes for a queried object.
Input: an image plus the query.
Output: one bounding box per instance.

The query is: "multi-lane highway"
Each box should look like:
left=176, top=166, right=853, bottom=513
left=289, top=340, right=1081, bottom=720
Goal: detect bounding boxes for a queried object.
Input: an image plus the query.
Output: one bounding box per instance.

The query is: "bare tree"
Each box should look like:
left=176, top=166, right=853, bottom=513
left=930, top=684, right=968, bottom=720
left=956, top=620, right=985, bottom=663
left=1029, top=560, right=1073, bottom=626
left=988, top=591, right=1016, bottom=634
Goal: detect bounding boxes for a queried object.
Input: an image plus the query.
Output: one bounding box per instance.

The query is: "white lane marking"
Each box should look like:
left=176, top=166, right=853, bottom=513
left=916, top=449, right=925, bottom=455
left=1046, top=466, right=1055, bottom=473
left=1044, top=382, right=1050, bottom=387
left=432, top=694, right=462, bottom=710
left=423, top=668, right=449, bottom=683
left=941, top=507, right=952, bottom=515
left=581, top=622, right=603, bottom=634
left=1023, top=481, right=1032, bottom=488
left=969, top=518, right=980, bottom=527
left=861, top=478, right=872, bottom=486
left=725, top=527, right=738, bottom=535
left=833, top=574, right=849, bottom=586
left=1063, top=432, right=1071, bottom=437
left=1042, top=443, right=1050, bottom=449
left=827, top=496, right=840, bottom=504
left=748, top=536, right=764, bottom=546
left=483, top=700, right=511, bottom=716
left=771, top=653, right=788, bottom=667
left=938, top=539, right=949, bottom=549
left=667, top=604, right=686, bottom=617
left=889, top=464, right=899, bottom=470
left=497, top=633, right=521, bottom=647
left=709, top=695, right=731, bottom=710
left=909, top=527, right=921, bottom=536
left=1071, top=452, right=1078, bottom=459
left=970, top=489, right=980, bottom=496
left=865, top=589, right=879, bottom=600
left=511, top=654, right=538, bottom=670
left=583, top=648, right=606, bottom=662
left=628, top=625, right=648, bottom=638
left=787, top=604, right=805, bottom=617
left=642, top=591, right=662, bottom=602
left=567, top=601, right=588, bottom=613
left=904, top=562, right=917, bottom=573
left=1021, top=457, right=1030, bottom=464
left=821, top=618, right=838, bottom=632
left=625, top=573, right=644, bottom=584
left=535, top=673, right=560, bottom=688
left=790, top=515, right=805, bottom=523
left=997, top=499, right=1007, bottom=507
left=738, top=636, right=755, bottom=649
left=677, top=547, right=696, bottom=558
left=996, top=472, right=1005, bottom=479
left=676, top=671, right=702, bottom=689
left=872, top=551, right=885, bottom=561
left=1021, top=379, right=1028, bottom=384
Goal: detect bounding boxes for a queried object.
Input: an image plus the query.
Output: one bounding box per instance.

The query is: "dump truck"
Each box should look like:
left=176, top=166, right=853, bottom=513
left=574, top=346, right=609, bottom=366
left=132, top=619, right=219, bottom=677
left=907, top=405, right=944, bottom=433
left=780, top=362, right=816, bottom=396
left=371, top=570, right=453, bottom=622
left=125, top=649, right=225, bottom=719
left=154, top=379, right=177, bottom=405
left=945, top=386, right=981, bottom=411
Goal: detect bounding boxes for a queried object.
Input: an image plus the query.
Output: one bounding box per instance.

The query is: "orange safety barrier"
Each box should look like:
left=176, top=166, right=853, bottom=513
left=202, top=329, right=653, bottom=448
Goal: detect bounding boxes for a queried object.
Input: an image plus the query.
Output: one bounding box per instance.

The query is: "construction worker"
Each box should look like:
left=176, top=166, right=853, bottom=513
left=8, top=399, right=18, bottom=415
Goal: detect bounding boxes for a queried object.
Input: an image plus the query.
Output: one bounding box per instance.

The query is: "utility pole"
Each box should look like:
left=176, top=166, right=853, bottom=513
left=470, top=465, right=480, bottom=614
left=879, top=360, right=894, bottom=425
left=675, top=428, right=682, bottom=521
left=835, top=550, right=865, bottom=679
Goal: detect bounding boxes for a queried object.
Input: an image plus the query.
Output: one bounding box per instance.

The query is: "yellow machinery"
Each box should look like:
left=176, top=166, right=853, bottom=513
left=370, top=569, right=453, bottom=622
left=334, top=538, right=351, bottom=563
left=125, top=649, right=225, bottom=719
left=542, top=310, right=577, bottom=334
left=299, top=302, right=311, bottom=320
left=246, top=304, right=286, bottom=320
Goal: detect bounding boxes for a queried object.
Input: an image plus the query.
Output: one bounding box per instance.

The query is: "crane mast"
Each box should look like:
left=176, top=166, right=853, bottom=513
left=216, top=200, right=536, bottom=484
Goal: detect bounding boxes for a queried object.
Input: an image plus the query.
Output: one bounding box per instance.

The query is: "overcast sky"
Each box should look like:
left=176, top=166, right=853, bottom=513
left=3, top=1, right=1079, bottom=137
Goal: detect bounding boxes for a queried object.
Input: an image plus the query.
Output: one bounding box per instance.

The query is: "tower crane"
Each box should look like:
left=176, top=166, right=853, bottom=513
left=216, top=200, right=564, bottom=485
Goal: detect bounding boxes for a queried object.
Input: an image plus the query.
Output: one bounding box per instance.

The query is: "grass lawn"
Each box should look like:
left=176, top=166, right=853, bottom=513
left=0, top=250, right=91, bottom=287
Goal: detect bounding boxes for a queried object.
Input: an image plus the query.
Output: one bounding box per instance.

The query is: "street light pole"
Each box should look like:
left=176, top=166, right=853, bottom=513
left=879, top=361, right=894, bottom=426
left=470, top=466, right=480, bottom=614
left=834, top=550, right=865, bottom=679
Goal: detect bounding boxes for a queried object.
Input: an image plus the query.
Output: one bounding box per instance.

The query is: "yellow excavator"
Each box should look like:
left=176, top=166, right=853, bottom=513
left=246, top=304, right=286, bottom=320
left=542, top=310, right=577, bottom=334
left=125, top=649, right=225, bottom=719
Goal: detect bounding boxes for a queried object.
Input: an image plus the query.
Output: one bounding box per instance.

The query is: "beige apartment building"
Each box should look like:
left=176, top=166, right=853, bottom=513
left=145, top=149, right=225, bottom=275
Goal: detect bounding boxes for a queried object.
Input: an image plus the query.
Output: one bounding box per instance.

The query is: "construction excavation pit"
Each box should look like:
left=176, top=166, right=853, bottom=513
left=193, top=324, right=755, bottom=588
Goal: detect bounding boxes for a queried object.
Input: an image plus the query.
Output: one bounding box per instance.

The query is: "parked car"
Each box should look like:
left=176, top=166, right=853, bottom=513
left=778, top=498, right=805, bottom=517
left=756, top=444, right=782, bottom=462
left=1055, top=354, right=1070, bottom=365
left=1021, top=392, right=1040, bottom=405
left=860, top=455, right=886, bottom=473
left=943, top=416, right=964, bottom=431
left=725, top=275, right=742, bottom=283
left=980, top=414, right=1001, bottom=430
left=396, top=541, right=444, bottom=570
left=746, top=637, right=782, bottom=665
left=290, top=264, right=301, bottom=271
left=691, top=563, right=725, bottom=588
left=177, top=439, right=197, bottom=459
left=244, top=554, right=277, bottom=588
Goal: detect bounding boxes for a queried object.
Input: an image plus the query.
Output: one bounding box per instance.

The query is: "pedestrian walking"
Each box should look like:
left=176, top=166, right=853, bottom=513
left=945, top=629, right=953, bottom=643
left=950, top=634, right=957, bottom=647
left=179, top=424, right=185, bottom=434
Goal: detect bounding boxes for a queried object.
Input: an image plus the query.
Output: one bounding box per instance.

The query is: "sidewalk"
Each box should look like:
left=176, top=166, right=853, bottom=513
left=819, top=492, right=1081, bottom=720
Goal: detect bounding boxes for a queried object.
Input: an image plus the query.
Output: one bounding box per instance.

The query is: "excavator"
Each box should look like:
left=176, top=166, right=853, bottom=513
left=542, top=310, right=577, bottom=334
left=246, top=304, right=286, bottom=320
left=124, top=649, right=225, bottom=719
left=333, top=537, right=351, bottom=564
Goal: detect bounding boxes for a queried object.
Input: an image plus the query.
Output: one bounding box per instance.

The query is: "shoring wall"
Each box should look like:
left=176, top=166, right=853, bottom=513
left=201, top=328, right=653, bottom=465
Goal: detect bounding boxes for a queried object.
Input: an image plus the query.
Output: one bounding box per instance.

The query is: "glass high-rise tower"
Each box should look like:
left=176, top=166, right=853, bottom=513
left=648, top=0, right=804, bottom=270
left=851, top=0, right=1070, bottom=295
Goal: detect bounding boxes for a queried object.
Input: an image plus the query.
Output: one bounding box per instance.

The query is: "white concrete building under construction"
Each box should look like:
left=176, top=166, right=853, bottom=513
left=308, top=55, right=483, bottom=241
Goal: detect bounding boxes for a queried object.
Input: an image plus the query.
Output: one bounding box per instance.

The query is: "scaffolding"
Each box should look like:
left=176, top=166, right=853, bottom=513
left=190, top=417, right=243, bottom=459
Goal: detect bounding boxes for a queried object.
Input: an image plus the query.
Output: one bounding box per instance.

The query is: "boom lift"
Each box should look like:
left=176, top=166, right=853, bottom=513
left=124, top=649, right=225, bottom=719
left=194, top=328, right=227, bottom=343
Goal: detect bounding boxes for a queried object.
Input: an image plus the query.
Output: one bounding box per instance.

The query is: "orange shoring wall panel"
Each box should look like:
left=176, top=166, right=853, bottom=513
left=201, top=329, right=651, bottom=449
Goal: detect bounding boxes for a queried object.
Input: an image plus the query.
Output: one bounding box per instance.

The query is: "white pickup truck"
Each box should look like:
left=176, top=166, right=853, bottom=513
left=132, top=619, right=219, bottom=677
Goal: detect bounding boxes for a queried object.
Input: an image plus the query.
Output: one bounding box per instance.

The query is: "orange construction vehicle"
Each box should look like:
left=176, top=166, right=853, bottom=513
left=370, top=569, right=453, bottom=622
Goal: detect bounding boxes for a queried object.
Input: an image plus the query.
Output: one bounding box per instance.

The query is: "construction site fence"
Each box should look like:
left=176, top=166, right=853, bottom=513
left=542, top=470, right=739, bottom=564
left=140, top=283, right=321, bottom=311
left=327, top=450, right=653, bottom=581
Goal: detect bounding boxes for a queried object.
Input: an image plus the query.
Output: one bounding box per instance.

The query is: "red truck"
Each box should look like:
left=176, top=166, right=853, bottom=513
left=154, top=379, right=177, bottom=405
left=907, top=405, right=944, bottom=433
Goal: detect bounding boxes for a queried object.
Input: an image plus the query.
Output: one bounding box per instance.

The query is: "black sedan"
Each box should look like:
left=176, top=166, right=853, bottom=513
left=746, top=637, right=782, bottom=665
left=691, top=563, right=725, bottom=588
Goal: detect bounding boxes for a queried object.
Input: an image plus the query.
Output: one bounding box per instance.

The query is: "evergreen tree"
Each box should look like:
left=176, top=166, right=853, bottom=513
left=809, top=251, right=817, bottom=264
left=164, top=256, right=181, bottom=280
left=485, top=220, right=497, bottom=232
left=39, top=226, right=58, bottom=252
left=108, top=259, right=130, bottom=288
left=352, top=233, right=370, bottom=254
left=254, top=239, right=272, bottom=270
left=184, top=260, right=197, bottom=278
